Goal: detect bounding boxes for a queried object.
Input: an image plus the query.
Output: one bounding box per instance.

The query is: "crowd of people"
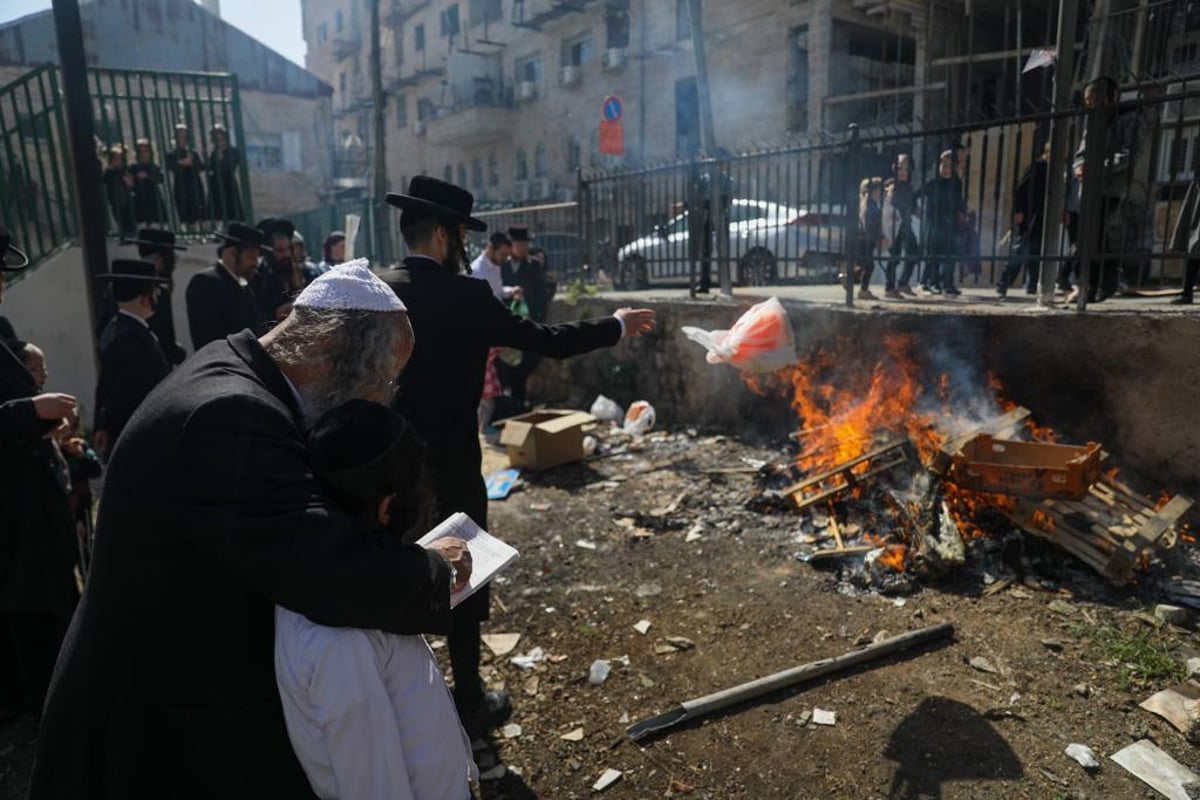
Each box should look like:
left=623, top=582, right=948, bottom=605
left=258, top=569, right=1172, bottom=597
left=0, top=173, right=655, bottom=799
left=100, top=121, right=245, bottom=236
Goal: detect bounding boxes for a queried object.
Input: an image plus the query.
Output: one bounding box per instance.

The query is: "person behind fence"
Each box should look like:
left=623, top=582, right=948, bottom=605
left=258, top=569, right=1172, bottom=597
left=319, top=231, right=346, bottom=273
left=101, top=144, right=136, bottom=237
left=92, top=261, right=173, bottom=461
left=884, top=155, right=920, bottom=298
left=207, top=122, right=244, bottom=223
left=857, top=177, right=886, bottom=301
left=165, top=124, right=206, bottom=225
left=275, top=400, right=477, bottom=800
left=1070, top=75, right=1139, bottom=303
left=129, top=138, right=167, bottom=226
left=185, top=222, right=271, bottom=350
left=30, top=262, right=466, bottom=799
left=998, top=143, right=1049, bottom=298
left=918, top=149, right=965, bottom=296
left=122, top=228, right=188, bottom=366
left=689, top=151, right=734, bottom=294
left=380, top=176, right=656, bottom=745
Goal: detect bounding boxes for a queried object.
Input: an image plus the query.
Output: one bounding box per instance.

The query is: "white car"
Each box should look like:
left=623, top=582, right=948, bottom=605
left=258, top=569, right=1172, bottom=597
left=614, top=198, right=848, bottom=289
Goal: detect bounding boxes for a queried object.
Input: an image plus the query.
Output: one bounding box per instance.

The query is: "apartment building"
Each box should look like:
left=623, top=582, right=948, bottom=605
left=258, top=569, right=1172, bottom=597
left=300, top=0, right=1076, bottom=208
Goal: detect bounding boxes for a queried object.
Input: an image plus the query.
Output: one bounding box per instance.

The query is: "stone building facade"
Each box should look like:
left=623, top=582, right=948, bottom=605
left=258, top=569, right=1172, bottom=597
left=301, top=0, right=1059, bottom=208
left=0, top=0, right=335, bottom=218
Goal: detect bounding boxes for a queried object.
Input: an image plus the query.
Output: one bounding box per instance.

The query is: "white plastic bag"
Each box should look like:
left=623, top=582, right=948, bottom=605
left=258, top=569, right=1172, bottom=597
left=681, top=297, right=796, bottom=373
left=589, top=394, right=624, bottom=423
left=623, top=401, right=656, bottom=435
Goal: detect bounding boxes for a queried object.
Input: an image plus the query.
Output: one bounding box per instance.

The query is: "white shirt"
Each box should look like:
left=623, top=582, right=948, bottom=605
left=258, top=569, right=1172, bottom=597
left=468, top=252, right=514, bottom=302
left=274, top=606, right=477, bottom=800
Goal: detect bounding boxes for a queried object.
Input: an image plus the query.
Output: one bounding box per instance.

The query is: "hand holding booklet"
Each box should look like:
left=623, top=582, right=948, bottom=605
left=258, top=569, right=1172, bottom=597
left=418, top=512, right=519, bottom=608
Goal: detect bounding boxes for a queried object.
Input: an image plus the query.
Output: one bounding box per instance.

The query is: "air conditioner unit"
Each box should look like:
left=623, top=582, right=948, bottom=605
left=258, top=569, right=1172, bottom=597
left=412, top=119, right=427, bottom=136
left=558, top=65, right=582, bottom=87
left=515, top=81, right=539, bottom=102
left=513, top=180, right=531, bottom=202
left=601, top=47, right=627, bottom=71
left=531, top=178, right=554, bottom=199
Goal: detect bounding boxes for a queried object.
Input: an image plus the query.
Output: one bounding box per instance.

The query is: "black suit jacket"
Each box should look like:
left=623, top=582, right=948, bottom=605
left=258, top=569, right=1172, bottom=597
left=94, top=313, right=171, bottom=448
left=184, top=263, right=265, bottom=351
left=31, top=331, right=453, bottom=800
left=382, top=256, right=621, bottom=530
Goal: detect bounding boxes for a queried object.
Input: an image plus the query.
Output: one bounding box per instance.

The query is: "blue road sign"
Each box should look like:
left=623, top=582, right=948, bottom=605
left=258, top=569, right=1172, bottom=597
left=603, top=95, right=623, bottom=122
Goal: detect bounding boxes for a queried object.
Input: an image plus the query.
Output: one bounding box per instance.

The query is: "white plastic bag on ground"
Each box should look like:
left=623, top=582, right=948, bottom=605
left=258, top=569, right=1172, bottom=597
left=623, top=401, right=656, bottom=435
left=589, top=394, right=624, bottom=423
left=681, top=297, right=796, bottom=373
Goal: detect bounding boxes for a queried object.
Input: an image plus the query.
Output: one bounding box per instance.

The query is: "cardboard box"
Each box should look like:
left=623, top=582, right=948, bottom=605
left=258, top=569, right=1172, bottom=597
left=499, top=410, right=596, bottom=471
left=949, top=434, right=1102, bottom=500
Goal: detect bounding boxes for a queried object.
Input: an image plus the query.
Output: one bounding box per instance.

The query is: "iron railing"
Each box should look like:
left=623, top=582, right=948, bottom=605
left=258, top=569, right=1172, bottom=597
left=291, top=197, right=377, bottom=264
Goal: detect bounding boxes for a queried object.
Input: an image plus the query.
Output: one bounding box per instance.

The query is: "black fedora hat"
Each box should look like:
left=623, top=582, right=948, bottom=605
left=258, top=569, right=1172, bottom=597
left=386, top=176, right=487, bottom=232
left=97, top=260, right=170, bottom=285
left=215, top=222, right=271, bottom=253
left=121, top=228, right=187, bottom=252
left=507, top=225, right=533, bottom=242
left=256, top=217, right=296, bottom=241
left=0, top=229, right=30, bottom=272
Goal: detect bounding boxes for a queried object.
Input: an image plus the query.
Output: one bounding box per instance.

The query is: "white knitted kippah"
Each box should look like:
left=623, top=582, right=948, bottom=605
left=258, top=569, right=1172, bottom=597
left=293, top=258, right=407, bottom=312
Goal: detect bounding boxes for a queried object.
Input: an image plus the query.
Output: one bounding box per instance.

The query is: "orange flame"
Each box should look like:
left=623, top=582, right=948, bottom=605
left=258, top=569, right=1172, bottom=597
left=1031, top=508, right=1055, bottom=532
left=876, top=544, right=908, bottom=572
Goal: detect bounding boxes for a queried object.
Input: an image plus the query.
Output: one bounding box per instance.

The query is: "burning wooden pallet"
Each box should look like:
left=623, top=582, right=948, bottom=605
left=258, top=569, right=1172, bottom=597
left=1006, top=481, right=1193, bottom=585
left=781, top=439, right=913, bottom=511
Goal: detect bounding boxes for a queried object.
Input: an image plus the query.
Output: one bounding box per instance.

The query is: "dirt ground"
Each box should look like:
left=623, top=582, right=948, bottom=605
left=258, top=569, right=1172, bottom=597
left=2, top=426, right=1197, bottom=800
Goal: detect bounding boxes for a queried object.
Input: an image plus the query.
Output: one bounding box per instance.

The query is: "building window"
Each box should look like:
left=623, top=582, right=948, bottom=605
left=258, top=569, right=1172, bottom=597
left=336, top=9, right=344, bottom=32
left=417, top=97, right=437, bottom=121
left=789, top=26, right=808, bottom=132
left=488, top=153, right=499, bottom=186
left=415, top=23, right=426, bottom=52
left=675, top=76, right=700, bottom=156
left=396, top=94, right=408, bottom=127
left=441, top=5, right=461, bottom=39
left=443, top=164, right=453, bottom=182
left=676, top=0, right=692, bottom=41
left=515, top=53, right=543, bottom=83
left=339, top=72, right=347, bottom=95
left=246, top=133, right=284, bottom=171
left=562, top=33, right=593, bottom=67
left=534, top=142, right=547, bottom=178
left=605, top=5, right=630, bottom=49
left=468, top=0, right=503, bottom=26
left=515, top=148, right=528, bottom=181
left=566, top=136, right=581, bottom=171
left=318, top=23, right=329, bottom=44
left=472, top=157, right=483, bottom=188
left=457, top=162, right=468, bottom=187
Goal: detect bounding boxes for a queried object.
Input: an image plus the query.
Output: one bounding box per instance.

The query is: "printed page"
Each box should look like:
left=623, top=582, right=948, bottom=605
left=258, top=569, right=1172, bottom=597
left=417, top=512, right=520, bottom=608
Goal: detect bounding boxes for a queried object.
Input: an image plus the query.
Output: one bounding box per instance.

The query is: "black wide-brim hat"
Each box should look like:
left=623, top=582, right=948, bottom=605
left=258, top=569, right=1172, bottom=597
left=0, top=230, right=30, bottom=271
left=97, top=260, right=170, bottom=285
left=215, top=222, right=271, bottom=253
left=121, top=228, right=187, bottom=252
left=386, top=176, right=487, bottom=232
left=257, top=217, right=296, bottom=241
left=507, top=225, right=533, bottom=242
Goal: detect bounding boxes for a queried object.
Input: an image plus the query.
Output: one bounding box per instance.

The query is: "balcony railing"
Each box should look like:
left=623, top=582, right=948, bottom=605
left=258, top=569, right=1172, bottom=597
left=331, top=33, right=363, bottom=61
left=425, top=92, right=515, bottom=147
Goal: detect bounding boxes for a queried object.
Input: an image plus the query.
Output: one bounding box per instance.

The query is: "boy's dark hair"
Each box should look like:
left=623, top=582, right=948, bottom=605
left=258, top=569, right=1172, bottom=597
left=307, top=400, right=433, bottom=541
left=489, top=232, right=512, bottom=249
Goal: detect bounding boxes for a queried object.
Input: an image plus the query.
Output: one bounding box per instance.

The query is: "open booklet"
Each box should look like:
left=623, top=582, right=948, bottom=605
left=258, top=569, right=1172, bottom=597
left=417, top=512, right=519, bottom=608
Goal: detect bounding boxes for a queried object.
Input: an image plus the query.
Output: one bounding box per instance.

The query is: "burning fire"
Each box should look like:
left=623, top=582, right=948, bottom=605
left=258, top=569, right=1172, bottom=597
left=875, top=544, right=908, bottom=572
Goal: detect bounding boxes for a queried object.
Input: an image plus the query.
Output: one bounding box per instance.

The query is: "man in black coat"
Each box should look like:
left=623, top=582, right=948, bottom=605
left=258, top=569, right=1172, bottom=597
left=31, top=266, right=468, bottom=799
left=93, top=260, right=172, bottom=459
left=0, top=232, right=80, bottom=724
left=122, top=228, right=189, bottom=365
left=250, top=217, right=300, bottom=324
left=184, top=222, right=269, bottom=350
left=381, top=176, right=656, bottom=739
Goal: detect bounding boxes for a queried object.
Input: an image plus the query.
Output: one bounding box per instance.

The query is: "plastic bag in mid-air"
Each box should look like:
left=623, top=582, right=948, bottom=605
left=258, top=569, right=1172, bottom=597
left=681, top=297, right=797, bottom=373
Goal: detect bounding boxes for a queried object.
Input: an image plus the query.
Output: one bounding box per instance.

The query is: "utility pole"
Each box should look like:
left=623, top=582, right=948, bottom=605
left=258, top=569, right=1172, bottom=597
left=369, top=0, right=391, bottom=264
left=687, top=0, right=731, bottom=297
left=1037, top=0, right=1081, bottom=307
left=52, top=0, right=108, bottom=337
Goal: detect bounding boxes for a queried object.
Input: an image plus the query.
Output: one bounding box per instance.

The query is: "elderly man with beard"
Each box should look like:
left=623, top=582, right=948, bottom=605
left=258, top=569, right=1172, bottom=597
left=30, top=263, right=469, bottom=800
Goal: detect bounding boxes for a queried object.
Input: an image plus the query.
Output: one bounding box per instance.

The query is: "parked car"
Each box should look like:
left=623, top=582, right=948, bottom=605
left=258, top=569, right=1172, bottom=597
left=614, top=198, right=848, bottom=289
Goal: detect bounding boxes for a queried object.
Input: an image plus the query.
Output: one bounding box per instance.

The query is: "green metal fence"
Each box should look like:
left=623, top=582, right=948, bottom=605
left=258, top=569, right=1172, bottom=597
left=0, top=64, right=74, bottom=269
left=292, top=197, right=378, bottom=264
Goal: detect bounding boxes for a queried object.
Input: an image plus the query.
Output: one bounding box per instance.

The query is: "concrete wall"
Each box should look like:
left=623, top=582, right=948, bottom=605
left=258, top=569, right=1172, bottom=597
left=531, top=297, right=1200, bottom=493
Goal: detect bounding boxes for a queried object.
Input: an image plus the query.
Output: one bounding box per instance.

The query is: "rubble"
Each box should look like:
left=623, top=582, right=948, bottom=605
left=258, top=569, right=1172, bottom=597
left=1065, top=743, right=1101, bottom=771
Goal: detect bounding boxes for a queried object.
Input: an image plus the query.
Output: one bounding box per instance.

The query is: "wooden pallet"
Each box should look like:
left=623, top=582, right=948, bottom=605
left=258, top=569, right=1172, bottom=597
left=782, top=440, right=912, bottom=511
left=1006, top=479, right=1193, bottom=585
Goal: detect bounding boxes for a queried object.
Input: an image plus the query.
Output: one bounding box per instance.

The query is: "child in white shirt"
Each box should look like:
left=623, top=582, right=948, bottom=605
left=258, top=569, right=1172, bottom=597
left=274, top=400, right=477, bottom=800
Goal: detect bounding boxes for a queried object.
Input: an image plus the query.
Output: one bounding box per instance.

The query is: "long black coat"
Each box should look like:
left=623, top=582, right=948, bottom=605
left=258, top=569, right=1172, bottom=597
left=206, top=146, right=243, bottom=222
left=30, top=331, right=453, bottom=800
left=0, top=345, right=76, bottom=618
left=382, top=256, right=621, bottom=617
left=165, top=147, right=206, bottom=224
left=93, top=312, right=171, bottom=449
left=184, top=262, right=265, bottom=351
